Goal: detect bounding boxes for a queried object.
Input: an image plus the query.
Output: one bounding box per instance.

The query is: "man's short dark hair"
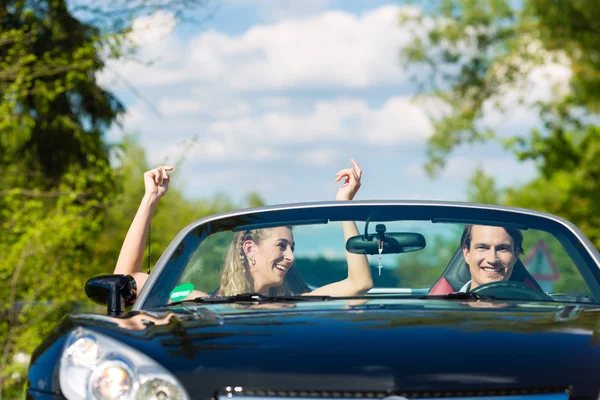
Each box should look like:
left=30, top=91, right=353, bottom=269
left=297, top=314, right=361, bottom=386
left=460, top=224, right=524, bottom=254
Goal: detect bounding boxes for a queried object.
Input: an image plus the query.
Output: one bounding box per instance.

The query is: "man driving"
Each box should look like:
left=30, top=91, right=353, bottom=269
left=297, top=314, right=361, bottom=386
left=458, top=224, right=523, bottom=292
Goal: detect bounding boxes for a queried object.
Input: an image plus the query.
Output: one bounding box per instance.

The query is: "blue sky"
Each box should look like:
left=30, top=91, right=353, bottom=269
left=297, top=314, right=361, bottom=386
left=100, top=0, right=570, bottom=206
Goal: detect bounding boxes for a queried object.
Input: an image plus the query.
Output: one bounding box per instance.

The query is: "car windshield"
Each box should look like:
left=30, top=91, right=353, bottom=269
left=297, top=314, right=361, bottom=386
left=140, top=204, right=600, bottom=308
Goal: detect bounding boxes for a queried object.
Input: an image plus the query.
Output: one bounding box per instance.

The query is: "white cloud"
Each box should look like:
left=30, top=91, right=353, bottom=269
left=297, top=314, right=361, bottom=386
left=258, top=96, right=291, bottom=109
left=527, top=61, right=572, bottom=101
left=206, top=96, right=432, bottom=146
left=196, top=5, right=409, bottom=90
left=474, top=40, right=573, bottom=135
left=110, top=93, right=434, bottom=172
left=299, top=149, right=340, bottom=167
left=361, top=97, right=433, bottom=144
left=156, top=96, right=252, bottom=118
left=215, top=101, right=252, bottom=118
left=128, top=11, right=178, bottom=46
left=158, top=98, right=205, bottom=116
left=98, top=11, right=184, bottom=89
left=477, top=60, right=572, bottom=138
left=102, top=5, right=411, bottom=91
left=101, top=3, right=546, bottom=205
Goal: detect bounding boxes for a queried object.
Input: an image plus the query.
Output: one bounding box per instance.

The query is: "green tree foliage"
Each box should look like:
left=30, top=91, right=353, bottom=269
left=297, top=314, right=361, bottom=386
left=1, top=0, right=124, bottom=184
left=0, top=170, right=112, bottom=397
left=0, top=2, right=122, bottom=396
left=399, top=1, right=600, bottom=247
left=0, top=1, right=237, bottom=397
left=531, top=0, right=600, bottom=113
left=1, top=136, right=265, bottom=398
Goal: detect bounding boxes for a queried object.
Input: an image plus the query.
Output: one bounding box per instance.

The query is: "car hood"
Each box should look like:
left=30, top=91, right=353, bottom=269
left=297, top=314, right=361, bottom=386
left=65, top=299, right=600, bottom=398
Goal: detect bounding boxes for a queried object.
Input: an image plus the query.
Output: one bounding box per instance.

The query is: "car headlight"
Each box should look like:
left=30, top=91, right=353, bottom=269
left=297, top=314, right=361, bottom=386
left=59, top=328, right=189, bottom=400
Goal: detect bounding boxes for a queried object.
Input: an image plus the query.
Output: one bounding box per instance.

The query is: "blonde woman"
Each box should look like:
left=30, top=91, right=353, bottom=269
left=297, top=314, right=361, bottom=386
left=113, top=160, right=372, bottom=298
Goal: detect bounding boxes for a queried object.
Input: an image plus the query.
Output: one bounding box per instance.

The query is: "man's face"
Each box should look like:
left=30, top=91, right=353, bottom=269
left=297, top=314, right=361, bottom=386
left=462, top=225, right=519, bottom=290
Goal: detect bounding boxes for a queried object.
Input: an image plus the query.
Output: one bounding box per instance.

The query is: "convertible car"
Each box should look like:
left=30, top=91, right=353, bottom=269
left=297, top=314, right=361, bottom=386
left=27, top=201, right=600, bottom=400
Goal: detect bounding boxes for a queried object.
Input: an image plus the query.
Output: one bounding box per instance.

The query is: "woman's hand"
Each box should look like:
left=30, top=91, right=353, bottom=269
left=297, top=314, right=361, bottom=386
left=114, top=165, right=174, bottom=292
left=309, top=159, right=371, bottom=297
left=335, top=159, right=362, bottom=201
left=143, top=166, right=174, bottom=202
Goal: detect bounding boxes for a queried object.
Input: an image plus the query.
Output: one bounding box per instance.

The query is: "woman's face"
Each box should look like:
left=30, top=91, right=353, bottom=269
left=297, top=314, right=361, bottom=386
left=244, top=227, right=295, bottom=293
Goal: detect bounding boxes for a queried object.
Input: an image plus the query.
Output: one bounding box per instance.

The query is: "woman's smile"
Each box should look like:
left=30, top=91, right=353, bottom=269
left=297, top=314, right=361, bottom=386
left=274, top=263, right=289, bottom=274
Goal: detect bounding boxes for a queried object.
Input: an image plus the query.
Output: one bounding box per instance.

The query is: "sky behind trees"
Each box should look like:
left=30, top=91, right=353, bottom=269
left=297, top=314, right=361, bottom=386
left=100, top=0, right=569, bottom=205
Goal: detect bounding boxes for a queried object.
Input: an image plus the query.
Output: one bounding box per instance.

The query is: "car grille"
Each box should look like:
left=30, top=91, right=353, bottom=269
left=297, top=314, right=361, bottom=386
left=217, top=387, right=571, bottom=400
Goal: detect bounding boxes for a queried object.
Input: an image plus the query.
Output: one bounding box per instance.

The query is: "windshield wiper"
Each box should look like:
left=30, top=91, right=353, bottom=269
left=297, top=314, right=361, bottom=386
left=167, top=292, right=332, bottom=307
left=419, top=292, right=497, bottom=301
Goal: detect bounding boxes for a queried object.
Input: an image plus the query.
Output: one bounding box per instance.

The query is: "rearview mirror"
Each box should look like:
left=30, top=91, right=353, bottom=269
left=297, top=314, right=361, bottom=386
left=85, top=274, right=137, bottom=316
left=346, top=224, right=426, bottom=255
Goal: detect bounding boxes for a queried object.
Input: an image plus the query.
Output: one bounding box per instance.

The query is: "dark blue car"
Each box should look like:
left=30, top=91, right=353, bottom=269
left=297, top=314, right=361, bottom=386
left=27, top=201, right=600, bottom=400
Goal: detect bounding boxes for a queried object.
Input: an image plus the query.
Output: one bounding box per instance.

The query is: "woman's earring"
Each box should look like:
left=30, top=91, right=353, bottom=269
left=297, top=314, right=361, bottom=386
left=239, top=254, right=248, bottom=273
left=249, top=258, right=256, bottom=266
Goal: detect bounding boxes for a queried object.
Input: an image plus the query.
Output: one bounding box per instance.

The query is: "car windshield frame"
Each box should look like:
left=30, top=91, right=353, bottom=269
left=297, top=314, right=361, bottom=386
left=134, top=200, right=600, bottom=310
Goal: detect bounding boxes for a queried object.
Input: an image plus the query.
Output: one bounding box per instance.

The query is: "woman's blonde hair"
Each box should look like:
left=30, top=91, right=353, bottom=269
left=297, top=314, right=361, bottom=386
left=218, top=227, right=303, bottom=296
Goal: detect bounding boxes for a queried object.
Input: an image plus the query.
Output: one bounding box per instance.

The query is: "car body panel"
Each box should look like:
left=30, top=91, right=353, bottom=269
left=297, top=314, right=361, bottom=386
left=28, top=299, right=600, bottom=399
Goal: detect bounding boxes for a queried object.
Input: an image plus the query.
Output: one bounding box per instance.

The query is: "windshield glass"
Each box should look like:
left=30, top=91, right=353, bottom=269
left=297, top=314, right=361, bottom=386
left=142, top=207, right=600, bottom=307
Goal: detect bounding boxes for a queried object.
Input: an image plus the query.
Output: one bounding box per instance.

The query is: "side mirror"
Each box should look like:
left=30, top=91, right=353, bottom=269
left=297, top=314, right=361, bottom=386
left=85, top=275, right=137, bottom=316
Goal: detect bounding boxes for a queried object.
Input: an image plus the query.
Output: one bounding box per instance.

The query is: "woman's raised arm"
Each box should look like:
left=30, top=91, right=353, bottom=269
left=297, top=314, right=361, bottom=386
left=113, top=166, right=173, bottom=293
left=308, top=160, right=373, bottom=296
